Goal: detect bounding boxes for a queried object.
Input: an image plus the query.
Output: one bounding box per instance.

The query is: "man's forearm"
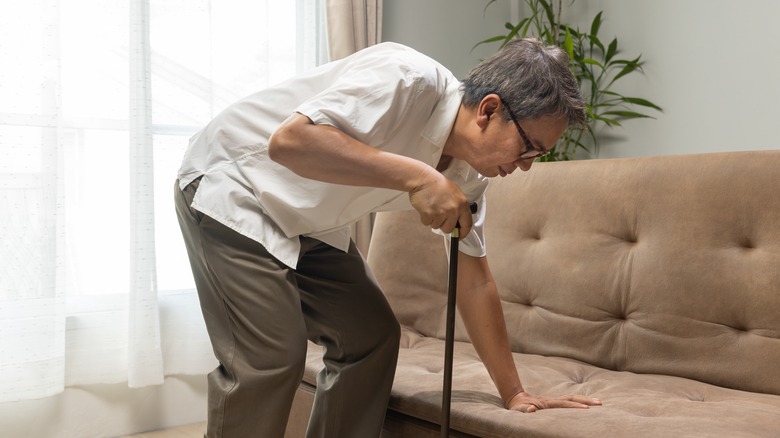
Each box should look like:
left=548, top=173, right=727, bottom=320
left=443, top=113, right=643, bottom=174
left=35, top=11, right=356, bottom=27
left=269, top=112, right=430, bottom=191
left=268, top=112, right=474, bottom=235
left=456, top=256, right=525, bottom=407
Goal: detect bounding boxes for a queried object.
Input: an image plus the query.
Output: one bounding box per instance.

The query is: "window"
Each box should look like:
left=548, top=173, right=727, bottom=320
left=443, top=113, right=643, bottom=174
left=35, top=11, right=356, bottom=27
left=0, top=0, right=327, bottom=402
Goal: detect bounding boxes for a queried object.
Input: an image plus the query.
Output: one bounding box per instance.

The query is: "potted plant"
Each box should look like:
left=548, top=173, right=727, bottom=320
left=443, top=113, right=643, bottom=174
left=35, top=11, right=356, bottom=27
left=477, top=0, right=662, bottom=160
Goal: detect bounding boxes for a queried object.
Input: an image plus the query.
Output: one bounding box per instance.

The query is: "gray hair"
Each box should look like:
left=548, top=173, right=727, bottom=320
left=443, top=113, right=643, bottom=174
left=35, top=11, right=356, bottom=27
left=461, top=38, right=586, bottom=128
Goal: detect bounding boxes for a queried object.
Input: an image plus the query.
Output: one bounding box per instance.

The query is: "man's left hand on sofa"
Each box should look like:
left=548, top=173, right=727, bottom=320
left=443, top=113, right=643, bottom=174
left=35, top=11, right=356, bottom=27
left=507, top=391, right=602, bottom=413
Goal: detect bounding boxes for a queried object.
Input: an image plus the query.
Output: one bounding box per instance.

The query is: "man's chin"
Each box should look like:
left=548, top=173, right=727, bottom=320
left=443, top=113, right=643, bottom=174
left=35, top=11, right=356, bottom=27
left=476, top=166, right=504, bottom=178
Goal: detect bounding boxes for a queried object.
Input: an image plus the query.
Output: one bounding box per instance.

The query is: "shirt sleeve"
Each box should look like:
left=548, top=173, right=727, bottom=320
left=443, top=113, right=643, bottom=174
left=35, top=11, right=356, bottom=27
left=458, top=191, right=488, bottom=258
left=294, top=49, right=441, bottom=148
left=431, top=169, right=489, bottom=258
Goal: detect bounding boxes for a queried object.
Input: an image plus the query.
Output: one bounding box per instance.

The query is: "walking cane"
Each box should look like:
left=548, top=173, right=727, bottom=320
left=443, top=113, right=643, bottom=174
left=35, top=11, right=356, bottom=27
left=441, top=202, right=477, bottom=438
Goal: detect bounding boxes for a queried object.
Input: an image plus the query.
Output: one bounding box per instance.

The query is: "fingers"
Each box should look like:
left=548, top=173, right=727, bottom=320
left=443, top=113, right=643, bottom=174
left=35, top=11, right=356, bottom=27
left=545, top=394, right=602, bottom=410
left=424, top=202, right=473, bottom=236
left=566, top=394, right=603, bottom=406
left=514, top=404, right=538, bottom=413
left=509, top=394, right=602, bottom=413
left=548, top=399, right=592, bottom=409
left=549, top=394, right=602, bottom=407
left=458, top=205, right=474, bottom=238
left=514, top=400, right=588, bottom=413
left=409, top=173, right=473, bottom=236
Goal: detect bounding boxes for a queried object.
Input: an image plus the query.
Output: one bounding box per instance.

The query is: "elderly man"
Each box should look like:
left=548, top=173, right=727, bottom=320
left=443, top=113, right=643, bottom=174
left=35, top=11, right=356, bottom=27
left=175, top=38, right=601, bottom=438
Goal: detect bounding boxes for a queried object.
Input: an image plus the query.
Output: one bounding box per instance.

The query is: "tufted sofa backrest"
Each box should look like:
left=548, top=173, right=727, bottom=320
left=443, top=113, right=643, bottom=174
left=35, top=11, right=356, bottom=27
left=367, top=151, right=780, bottom=396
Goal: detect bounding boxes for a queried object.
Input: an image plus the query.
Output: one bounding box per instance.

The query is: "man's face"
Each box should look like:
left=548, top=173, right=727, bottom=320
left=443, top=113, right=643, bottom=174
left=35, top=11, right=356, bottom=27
left=469, top=112, right=568, bottom=177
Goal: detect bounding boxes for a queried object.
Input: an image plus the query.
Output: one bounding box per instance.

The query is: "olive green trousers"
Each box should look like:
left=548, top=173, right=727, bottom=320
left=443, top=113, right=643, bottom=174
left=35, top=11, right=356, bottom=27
left=175, top=178, right=400, bottom=437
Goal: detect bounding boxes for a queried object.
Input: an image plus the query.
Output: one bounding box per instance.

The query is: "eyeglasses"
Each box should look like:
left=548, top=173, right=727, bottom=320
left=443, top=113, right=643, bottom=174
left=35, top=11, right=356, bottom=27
left=499, top=97, right=551, bottom=160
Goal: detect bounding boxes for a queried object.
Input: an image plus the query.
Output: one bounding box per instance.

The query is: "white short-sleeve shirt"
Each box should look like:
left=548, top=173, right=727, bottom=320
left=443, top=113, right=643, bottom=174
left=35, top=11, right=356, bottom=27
left=177, top=42, right=488, bottom=269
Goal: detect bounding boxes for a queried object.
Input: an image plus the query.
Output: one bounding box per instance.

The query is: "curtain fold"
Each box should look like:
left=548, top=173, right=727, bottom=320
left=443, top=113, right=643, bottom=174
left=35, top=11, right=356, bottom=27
left=325, top=0, right=382, bottom=60
left=128, top=0, right=164, bottom=388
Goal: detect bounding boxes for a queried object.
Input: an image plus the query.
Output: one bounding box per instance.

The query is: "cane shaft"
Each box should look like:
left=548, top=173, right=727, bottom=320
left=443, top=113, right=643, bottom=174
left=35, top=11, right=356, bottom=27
left=441, top=229, right=459, bottom=437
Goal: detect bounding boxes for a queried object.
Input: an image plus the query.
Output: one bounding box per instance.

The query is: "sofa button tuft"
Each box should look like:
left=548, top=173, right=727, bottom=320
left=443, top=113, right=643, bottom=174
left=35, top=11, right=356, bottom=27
left=612, top=313, right=629, bottom=322
left=570, top=374, right=586, bottom=384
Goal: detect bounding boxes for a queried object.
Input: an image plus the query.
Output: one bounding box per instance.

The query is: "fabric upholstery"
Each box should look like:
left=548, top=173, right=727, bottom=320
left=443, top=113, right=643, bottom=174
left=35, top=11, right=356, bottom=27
left=293, top=151, right=780, bottom=437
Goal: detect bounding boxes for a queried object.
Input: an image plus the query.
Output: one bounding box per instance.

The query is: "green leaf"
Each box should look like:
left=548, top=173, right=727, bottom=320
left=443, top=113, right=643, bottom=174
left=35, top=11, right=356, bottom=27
left=602, top=110, right=654, bottom=119
left=581, top=58, right=604, bottom=68
left=592, top=114, right=623, bottom=126
left=564, top=28, right=574, bottom=59
left=620, top=97, right=663, bottom=111
left=611, top=56, right=642, bottom=82
left=504, top=18, right=526, bottom=42
left=587, top=33, right=605, bottom=54
left=591, top=100, right=624, bottom=109
left=539, top=0, right=556, bottom=27
left=607, top=57, right=644, bottom=69
left=540, top=28, right=556, bottom=45
left=606, top=38, right=618, bottom=63
left=561, top=24, right=581, bottom=39
left=471, top=35, right=508, bottom=52
left=590, top=11, right=603, bottom=37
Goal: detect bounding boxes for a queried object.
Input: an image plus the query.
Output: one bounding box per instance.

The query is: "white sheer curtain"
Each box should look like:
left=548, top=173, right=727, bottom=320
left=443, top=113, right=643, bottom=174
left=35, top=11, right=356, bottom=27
left=0, top=0, right=327, bottom=403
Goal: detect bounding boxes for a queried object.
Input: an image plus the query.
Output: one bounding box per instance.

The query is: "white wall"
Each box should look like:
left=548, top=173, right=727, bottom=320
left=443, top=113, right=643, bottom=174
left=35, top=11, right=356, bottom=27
left=384, top=0, right=780, bottom=159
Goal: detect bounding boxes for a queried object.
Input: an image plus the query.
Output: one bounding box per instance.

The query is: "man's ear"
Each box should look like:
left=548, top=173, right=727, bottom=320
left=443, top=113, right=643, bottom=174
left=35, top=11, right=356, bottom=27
left=476, top=94, right=501, bottom=129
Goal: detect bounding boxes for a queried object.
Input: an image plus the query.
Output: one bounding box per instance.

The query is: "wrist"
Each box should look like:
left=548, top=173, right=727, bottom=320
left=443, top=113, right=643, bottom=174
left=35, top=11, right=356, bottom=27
left=505, top=390, right=528, bottom=408
left=406, top=162, right=439, bottom=193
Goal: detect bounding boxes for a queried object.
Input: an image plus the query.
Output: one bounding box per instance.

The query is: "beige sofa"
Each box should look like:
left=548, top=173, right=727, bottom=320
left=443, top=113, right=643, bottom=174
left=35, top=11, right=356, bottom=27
left=287, top=151, right=780, bottom=437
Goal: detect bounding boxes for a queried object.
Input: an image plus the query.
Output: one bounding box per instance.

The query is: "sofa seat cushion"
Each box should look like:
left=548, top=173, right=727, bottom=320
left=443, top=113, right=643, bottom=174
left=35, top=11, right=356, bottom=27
left=302, top=328, right=780, bottom=438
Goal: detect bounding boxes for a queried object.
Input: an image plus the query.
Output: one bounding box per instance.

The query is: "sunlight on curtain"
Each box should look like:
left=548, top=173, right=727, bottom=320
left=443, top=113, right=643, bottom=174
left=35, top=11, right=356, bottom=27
left=0, top=0, right=327, bottom=402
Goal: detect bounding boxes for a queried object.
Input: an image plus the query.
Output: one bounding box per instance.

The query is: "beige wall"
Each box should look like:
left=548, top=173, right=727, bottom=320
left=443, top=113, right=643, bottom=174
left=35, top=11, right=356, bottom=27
left=384, top=0, right=780, bottom=158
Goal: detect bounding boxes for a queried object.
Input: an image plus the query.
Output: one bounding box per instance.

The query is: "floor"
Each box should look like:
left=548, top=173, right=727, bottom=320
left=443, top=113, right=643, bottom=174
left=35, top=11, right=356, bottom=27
left=122, top=422, right=206, bottom=438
